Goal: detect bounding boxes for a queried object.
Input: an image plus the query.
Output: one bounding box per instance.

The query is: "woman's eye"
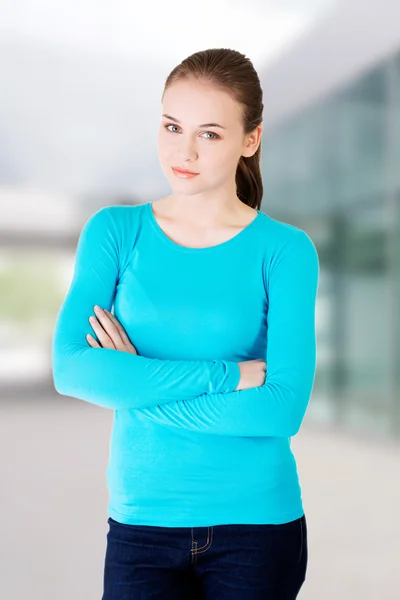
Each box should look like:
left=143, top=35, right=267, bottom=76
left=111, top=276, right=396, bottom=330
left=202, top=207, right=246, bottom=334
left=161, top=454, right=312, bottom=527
left=202, top=131, right=219, bottom=140
left=164, top=124, right=219, bottom=140
left=165, top=124, right=180, bottom=133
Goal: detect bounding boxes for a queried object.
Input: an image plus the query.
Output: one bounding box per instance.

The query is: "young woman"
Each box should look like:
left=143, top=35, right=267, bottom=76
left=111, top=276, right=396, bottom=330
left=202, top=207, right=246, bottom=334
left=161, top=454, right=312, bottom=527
left=52, top=48, right=319, bottom=599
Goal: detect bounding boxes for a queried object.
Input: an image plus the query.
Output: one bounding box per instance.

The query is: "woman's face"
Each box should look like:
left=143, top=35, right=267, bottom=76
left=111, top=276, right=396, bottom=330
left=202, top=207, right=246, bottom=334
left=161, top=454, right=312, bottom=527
left=157, top=78, right=249, bottom=196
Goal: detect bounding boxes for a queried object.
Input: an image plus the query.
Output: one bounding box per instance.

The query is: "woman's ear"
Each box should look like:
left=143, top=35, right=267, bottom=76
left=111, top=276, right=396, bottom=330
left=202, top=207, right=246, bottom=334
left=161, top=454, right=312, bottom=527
left=242, top=125, right=263, bottom=158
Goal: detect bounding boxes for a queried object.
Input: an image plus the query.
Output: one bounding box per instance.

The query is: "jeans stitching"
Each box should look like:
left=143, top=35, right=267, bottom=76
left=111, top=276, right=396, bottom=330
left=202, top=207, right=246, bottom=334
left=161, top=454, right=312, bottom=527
left=297, top=517, right=304, bottom=564
left=193, top=526, right=212, bottom=552
left=194, top=527, right=213, bottom=553
left=191, top=526, right=214, bottom=562
left=191, top=540, right=198, bottom=564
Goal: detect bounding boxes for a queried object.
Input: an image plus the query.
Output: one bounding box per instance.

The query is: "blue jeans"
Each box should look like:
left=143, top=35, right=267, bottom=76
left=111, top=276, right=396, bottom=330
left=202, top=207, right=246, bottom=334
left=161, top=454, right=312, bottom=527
left=102, top=514, right=307, bottom=599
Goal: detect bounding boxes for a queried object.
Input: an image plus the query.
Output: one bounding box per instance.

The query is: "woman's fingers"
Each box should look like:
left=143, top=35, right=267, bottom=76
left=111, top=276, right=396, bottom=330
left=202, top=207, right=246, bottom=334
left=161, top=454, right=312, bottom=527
left=89, top=307, right=123, bottom=349
left=103, top=309, right=132, bottom=347
left=103, top=309, right=138, bottom=354
left=86, top=333, right=101, bottom=347
left=87, top=306, right=137, bottom=354
left=88, top=312, right=118, bottom=349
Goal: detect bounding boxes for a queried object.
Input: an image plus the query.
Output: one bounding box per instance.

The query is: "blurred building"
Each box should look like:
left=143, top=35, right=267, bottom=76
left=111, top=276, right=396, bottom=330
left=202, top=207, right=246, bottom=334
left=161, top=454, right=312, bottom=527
left=0, top=187, right=139, bottom=395
left=259, top=0, right=400, bottom=438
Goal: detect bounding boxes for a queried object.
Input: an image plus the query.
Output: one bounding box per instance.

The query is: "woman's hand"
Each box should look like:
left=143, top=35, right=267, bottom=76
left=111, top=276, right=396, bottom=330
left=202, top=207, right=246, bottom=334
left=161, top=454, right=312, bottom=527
left=235, top=358, right=266, bottom=391
left=86, top=306, right=138, bottom=354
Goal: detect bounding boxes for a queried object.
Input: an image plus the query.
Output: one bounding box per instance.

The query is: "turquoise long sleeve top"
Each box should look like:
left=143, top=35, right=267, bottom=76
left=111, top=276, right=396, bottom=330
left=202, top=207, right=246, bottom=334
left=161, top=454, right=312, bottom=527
left=52, top=201, right=319, bottom=527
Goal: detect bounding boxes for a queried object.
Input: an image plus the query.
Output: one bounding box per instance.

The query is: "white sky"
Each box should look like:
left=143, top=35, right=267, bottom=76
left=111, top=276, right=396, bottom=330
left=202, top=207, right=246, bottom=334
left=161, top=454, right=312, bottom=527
left=0, top=0, right=335, bottom=67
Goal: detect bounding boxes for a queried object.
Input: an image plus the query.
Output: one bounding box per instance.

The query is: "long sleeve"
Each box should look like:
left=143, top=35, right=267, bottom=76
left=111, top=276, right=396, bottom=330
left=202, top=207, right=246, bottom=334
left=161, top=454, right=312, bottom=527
left=51, top=207, right=240, bottom=409
left=136, top=230, right=319, bottom=437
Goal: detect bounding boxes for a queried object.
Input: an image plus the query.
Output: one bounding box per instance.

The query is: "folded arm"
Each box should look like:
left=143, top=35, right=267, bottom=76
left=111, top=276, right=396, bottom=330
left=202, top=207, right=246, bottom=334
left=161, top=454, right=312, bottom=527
left=136, top=230, right=319, bottom=437
left=51, top=207, right=240, bottom=409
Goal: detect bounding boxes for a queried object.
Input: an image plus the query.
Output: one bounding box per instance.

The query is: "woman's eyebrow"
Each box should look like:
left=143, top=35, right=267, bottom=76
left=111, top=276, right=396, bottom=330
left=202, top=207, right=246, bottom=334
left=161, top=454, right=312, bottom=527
left=162, top=114, right=226, bottom=129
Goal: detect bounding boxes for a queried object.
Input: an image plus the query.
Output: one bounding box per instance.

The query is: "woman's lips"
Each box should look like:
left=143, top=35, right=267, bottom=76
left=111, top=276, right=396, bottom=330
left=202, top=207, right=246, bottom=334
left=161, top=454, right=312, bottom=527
left=171, top=167, right=199, bottom=179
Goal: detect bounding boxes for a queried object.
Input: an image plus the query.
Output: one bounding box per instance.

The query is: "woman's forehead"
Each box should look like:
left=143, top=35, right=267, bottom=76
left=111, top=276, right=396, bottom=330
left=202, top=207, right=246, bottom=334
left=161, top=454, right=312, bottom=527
left=162, top=83, right=242, bottom=126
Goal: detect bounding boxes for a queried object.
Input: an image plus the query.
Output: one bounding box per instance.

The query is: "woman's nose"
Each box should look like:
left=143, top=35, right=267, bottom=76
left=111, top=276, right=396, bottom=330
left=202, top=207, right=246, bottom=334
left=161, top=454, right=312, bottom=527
left=178, top=137, right=198, bottom=162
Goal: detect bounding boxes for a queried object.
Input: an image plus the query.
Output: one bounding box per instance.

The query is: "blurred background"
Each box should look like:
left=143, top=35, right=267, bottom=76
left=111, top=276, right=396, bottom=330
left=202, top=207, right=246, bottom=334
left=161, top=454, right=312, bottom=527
left=1, top=0, right=399, bottom=599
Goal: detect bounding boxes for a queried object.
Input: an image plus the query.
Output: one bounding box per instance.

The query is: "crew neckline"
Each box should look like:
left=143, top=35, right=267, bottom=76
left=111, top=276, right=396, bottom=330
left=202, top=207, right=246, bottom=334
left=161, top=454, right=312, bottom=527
left=146, top=201, right=262, bottom=254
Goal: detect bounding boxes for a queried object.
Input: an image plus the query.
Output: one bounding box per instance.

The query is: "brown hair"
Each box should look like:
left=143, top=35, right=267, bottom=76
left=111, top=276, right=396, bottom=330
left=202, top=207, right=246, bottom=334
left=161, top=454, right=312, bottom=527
left=162, top=48, right=264, bottom=210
